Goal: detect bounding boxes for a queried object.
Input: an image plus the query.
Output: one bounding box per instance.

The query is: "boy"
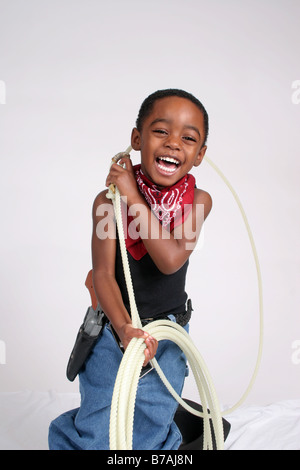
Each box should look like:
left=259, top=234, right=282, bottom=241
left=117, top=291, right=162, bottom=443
left=49, top=89, right=212, bottom=450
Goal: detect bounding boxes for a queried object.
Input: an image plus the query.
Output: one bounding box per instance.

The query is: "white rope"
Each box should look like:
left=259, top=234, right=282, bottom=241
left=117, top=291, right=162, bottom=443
left=106, top=146, right=264, bottom=450
left=203, top=155, right=264, bottom=415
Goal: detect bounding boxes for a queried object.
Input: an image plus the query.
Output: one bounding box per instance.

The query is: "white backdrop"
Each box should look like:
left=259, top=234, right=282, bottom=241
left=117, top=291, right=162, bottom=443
left=0, top=0, right=299, bottom=408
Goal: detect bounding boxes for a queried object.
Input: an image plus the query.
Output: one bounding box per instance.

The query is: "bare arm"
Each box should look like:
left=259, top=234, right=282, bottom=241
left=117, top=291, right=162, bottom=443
left=91, top=190, right=157, bottom=365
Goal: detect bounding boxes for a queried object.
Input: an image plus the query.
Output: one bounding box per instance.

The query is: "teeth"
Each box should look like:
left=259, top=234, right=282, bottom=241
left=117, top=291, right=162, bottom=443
left=157, top=162, right=178, bottom=173
left=159, top=156, right=179, bottom=165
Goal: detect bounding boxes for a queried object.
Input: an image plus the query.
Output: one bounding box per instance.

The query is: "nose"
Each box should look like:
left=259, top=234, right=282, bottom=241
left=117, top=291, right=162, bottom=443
left=165, top=133, right=181, bottom=151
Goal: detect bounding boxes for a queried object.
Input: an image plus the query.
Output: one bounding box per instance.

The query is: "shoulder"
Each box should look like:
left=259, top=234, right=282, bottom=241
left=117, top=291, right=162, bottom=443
left=194, top=188, right=213, bottom=220
left=92, top=189, right=113, bottom=219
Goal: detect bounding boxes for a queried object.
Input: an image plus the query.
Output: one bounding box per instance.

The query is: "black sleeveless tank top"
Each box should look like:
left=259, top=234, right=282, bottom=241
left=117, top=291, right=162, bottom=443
left=115, top=238, right=188, bottom=320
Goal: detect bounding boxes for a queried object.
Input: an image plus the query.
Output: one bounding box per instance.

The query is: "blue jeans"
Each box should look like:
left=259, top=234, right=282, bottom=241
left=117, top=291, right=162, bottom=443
left=48, top=318, right=188, bottom=450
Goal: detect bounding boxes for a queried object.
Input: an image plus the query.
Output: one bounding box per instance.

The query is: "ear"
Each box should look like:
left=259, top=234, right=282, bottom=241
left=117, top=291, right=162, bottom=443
left=131, top=127, right=141, bottom=151
left=194, top=145, right=207, bottom=167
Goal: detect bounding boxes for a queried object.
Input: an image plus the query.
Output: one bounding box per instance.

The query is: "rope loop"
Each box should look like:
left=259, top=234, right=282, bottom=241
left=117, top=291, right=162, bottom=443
left=107, top=146, right=263, bottom=450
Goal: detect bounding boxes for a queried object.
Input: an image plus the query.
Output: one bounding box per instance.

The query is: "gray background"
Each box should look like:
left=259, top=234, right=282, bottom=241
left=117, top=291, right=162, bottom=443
left=0, top=0, right=299, bottom=407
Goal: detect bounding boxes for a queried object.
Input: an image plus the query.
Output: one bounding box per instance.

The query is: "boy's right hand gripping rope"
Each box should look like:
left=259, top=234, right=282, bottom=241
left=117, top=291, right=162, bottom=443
left=106, top=146, right=263, bottom=451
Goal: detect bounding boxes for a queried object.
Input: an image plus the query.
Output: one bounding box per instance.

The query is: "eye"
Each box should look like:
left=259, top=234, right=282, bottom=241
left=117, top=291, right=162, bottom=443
left=153, top=129, right=168, bottom=135
left=183, top=135, right=197, bottom=142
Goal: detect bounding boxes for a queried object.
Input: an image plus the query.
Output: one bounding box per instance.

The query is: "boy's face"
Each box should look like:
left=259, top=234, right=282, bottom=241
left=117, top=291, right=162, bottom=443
left=131, top=96, right=207, bottom=187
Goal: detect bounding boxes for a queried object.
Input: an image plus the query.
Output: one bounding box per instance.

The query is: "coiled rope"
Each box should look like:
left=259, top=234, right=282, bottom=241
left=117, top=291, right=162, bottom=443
left=106, top=146, right=263, bottom=450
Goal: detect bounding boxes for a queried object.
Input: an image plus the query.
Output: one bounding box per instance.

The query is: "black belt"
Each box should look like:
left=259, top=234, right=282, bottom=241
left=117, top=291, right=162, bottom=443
left=140, top=299, right=193, bottom=328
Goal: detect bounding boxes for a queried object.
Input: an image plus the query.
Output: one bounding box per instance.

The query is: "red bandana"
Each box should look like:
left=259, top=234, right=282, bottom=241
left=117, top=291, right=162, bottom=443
left=122, top=164, right=195, bottom=260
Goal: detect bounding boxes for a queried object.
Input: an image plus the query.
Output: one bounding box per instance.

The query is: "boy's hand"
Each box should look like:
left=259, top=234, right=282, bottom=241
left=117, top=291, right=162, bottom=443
left=106, top=157, right=140, bottom=204
left=117, top=323, right=158, bottom=367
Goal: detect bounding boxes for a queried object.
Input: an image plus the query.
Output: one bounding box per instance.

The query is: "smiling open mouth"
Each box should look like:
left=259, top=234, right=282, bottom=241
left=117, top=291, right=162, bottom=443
left=156, top=156, right=181, bottom=174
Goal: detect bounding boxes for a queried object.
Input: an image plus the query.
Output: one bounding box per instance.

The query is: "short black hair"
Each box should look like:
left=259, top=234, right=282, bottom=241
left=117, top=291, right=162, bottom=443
left=136, top=88, right=209, bottom=147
